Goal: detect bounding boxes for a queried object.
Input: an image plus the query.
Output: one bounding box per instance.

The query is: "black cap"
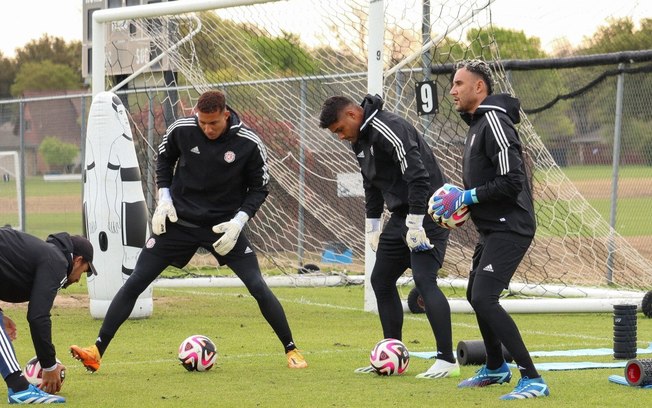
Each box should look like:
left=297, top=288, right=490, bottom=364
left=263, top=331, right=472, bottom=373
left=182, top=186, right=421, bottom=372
left=70, top=235, right=97, bottom=277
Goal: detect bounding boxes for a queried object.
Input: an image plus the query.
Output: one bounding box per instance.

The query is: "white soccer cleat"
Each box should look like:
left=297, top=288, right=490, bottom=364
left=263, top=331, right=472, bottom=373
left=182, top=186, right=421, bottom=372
left=416, top=359, right=461, bottom=379
left=354, top=365, right=376, bottom=374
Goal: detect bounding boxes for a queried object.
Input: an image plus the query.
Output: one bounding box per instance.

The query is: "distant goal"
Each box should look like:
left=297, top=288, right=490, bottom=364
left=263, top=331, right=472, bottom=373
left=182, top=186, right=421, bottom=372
left=0, top=151, right=22, bottom=231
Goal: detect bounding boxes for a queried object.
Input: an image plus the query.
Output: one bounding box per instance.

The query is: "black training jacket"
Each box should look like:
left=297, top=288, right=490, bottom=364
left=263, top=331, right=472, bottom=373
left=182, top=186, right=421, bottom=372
left=156, top=107, right=269, bottom=226
left=0, top=228, right=74, bottom=369
left=460, top=93, right=536, bottom=237
left=353, top=94, right=447, bottom=218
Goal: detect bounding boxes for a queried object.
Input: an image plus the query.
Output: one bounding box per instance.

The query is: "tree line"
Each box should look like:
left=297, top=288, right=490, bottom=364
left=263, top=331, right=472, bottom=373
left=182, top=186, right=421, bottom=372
left=2, top=17, right=651, bottom=167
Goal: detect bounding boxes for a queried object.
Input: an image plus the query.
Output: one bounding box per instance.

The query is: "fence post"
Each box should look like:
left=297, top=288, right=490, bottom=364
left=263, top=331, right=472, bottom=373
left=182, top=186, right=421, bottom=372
left=18, top=101, right=26, bottom=231
left=606, top=63, right=625, bottom=283
left=297, top=79, right=307, bottom=269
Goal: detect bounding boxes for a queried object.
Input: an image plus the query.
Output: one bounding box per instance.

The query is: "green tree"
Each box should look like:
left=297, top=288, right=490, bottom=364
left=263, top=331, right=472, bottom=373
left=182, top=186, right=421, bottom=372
left=249, top=32, right=319, bottom=75
left=0, top=52, right=17, bottom=99
left=574, top=17, right=652, bottom=164
left=10, top=61, right=80, bottom=96
left=0, top=35, right=83, bottom=97
left=14, top=34, right=82, bottom=78
left=38, top=136, right=79, bottom=174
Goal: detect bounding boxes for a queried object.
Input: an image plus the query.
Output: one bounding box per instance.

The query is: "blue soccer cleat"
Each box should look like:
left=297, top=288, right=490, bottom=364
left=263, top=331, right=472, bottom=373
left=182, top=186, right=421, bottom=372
left=499, top=376, right=550, bottom=400
left=458, top=361, right=512, bottom=388
left=8, top=384, right=65, bottom=404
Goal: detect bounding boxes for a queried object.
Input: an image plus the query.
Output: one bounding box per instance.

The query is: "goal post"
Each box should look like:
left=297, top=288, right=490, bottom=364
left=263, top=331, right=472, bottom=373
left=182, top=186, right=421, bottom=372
left=88, top=0, right=652, bottom=313
left=91, top=0, right=280, bottom=96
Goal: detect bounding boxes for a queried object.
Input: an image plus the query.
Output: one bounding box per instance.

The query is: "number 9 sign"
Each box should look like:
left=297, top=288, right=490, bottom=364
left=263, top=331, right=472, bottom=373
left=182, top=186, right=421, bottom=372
left=415, top=81, right=438, bottom=116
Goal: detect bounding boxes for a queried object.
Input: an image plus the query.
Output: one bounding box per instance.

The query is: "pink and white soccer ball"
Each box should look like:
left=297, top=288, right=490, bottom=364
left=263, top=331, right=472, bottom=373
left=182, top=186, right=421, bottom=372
left=178, top=335, right=217, bottom=372
left=428, top=184, right=470, bottom=230
left=369, top=338, right=410, bottom=375
left=23, top=357, right=65, bottom=385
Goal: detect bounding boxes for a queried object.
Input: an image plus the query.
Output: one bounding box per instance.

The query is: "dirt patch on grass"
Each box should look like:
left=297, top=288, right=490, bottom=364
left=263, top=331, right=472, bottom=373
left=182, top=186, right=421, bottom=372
left=571, top=178, right=652, bottom=199
left=1, top=295, right=88, bottom=311
left=1, top=294, right=176, bottom=312
left=625, top=236, right=652, bottom=261
left=0, top=195, right=81, bottom=214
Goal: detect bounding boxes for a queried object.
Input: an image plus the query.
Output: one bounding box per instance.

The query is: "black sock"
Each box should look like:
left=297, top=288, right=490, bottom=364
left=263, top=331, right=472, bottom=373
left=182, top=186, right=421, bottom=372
left=437, top=352, right=456, bottom=364
left=284, top=341, right=297, bottom=353
left=96, top=334, right=113, bottom=356
left=6, top=372, right=30, bottom=392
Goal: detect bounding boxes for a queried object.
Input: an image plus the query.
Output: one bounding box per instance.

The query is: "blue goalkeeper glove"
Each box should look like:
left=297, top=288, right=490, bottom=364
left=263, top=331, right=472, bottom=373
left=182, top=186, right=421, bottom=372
left=432, top=186, right=478, bottom=219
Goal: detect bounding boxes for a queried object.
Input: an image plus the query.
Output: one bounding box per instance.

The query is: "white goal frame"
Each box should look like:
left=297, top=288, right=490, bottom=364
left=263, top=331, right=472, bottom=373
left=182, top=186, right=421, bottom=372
left=89, top=0, right=650, bottom=314
left=90, top=0, right=385, bottom=310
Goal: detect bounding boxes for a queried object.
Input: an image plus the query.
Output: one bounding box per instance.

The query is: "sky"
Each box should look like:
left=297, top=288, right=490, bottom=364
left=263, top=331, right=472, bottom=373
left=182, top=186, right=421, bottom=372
left=1, top=0, right=651, bottom=57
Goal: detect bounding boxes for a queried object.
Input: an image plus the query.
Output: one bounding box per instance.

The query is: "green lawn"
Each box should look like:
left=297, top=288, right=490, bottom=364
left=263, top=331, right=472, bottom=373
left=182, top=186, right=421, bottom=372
left=536, top=165, right=652, bottom=237
left=6, top=284, right=651, bottom=407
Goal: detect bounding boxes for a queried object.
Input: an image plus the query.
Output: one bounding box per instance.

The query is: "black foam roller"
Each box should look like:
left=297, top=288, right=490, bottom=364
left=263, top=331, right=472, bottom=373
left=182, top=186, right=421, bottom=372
left=456, top=340, right=513, bottom=366
left=625, top=358, right=652, bottom=386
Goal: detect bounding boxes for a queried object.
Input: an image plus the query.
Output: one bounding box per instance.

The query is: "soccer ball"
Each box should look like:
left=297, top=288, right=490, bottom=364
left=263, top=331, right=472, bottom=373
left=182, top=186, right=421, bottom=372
left=178, top=335, right=217, bottom=372
left=428, top=184, right=470, bottom=230
left=369, top=338, right=410, bottom=375
left=23, top=357, right=65, bottom=385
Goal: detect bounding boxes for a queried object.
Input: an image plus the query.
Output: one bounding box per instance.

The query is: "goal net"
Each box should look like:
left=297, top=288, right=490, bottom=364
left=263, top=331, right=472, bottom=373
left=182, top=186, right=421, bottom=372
left=93, top=0, right=652, bottom=304
left=0, top=151, right=22, bottom=230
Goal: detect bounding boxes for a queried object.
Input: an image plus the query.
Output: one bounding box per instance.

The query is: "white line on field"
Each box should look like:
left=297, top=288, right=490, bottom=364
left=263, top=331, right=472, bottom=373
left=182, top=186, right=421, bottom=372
left=156, top=288, right=611, bottom=342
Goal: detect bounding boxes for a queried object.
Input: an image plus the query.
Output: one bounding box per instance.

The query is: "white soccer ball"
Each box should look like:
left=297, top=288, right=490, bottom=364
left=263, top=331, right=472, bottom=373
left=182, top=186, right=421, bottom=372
left=369, top=338, right=410, bottom=375
left=178, top=335, right=218, bottom=372
left=23, top=357, right=64, bottom=385
left=428, top=184, right=470, bottom=230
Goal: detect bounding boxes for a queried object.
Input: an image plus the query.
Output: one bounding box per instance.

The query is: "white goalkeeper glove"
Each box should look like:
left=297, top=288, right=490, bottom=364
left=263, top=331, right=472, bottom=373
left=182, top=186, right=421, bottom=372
left=365, top=218, right=381, bottom=252
left=151, top=188, right=177, bottom=235
left=405, top=213, right=433, bottom=252
left=212, top=211, right=250, bottom=255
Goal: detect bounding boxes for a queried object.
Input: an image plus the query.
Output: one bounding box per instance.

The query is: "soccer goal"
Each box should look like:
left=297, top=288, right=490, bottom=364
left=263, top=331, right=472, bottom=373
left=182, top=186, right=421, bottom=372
left=0, top=151, right=23, bottom=231
left=89, top=0, right=652, bottom=312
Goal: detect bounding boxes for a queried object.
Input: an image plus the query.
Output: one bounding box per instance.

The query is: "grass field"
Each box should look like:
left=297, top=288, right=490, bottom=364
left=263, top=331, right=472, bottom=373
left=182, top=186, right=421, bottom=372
left=4, top=283, right=651, bottom=407
left=1, top=167, right=651, bottom=406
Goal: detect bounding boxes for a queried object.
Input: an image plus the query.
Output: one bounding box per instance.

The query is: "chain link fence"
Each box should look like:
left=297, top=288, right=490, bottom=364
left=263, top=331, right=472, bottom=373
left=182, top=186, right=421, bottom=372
left=0, top=57, right=650, bottom=263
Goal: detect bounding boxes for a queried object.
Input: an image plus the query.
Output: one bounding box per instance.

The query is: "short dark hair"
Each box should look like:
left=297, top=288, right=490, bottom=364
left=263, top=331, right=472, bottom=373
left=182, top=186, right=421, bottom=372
left=454, top=59, right=494, bottom=95
left=196, top=90, right=226, bottom=113
left=319, top=96, right=356, bottom=128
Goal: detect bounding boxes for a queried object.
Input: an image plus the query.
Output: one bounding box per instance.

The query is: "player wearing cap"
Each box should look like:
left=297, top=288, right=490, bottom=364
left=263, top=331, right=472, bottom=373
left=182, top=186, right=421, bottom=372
left=0, top=227, right=95, bottom=404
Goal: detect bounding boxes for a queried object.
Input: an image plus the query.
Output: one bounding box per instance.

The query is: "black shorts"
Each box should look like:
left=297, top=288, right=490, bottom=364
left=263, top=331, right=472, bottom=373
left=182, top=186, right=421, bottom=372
left=470, top=231, right=533, bottom=286
left=142, top=220, right=256, bottom=268
left=377, top=212, right=449, bottom=268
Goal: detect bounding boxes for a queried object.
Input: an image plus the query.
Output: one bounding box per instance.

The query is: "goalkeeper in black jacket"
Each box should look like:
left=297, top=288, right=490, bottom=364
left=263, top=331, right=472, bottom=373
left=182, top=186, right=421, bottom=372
left=1, top=228, right=95, bottom=403
left=71, top=90, right=307, bottom=372
left=319, top=94, right=459, bottom=379
left=431, top=59, right=549, bottom=400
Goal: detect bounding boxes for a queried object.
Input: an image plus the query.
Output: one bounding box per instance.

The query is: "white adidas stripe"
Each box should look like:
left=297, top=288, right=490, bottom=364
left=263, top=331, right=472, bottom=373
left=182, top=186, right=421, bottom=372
left=371, top=118, right=408, bottom=173
left=0, top=326, right=21, bottom=373
left=485, top=110, right=511, bottom=175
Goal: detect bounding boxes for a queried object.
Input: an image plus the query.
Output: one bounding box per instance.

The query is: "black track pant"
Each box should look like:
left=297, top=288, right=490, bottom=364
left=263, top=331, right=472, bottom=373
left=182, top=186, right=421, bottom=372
left=370, top=213, right=454, bottom=362
left=97, top=224, right=294, bottom=355
left=466, top=232, right=539, bottom=379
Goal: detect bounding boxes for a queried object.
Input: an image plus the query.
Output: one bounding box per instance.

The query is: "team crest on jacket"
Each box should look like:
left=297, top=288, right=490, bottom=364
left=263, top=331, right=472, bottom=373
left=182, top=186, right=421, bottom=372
left=224, top=151, right=236, bottom=163
left=146, top=237, right=156, bottom=248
